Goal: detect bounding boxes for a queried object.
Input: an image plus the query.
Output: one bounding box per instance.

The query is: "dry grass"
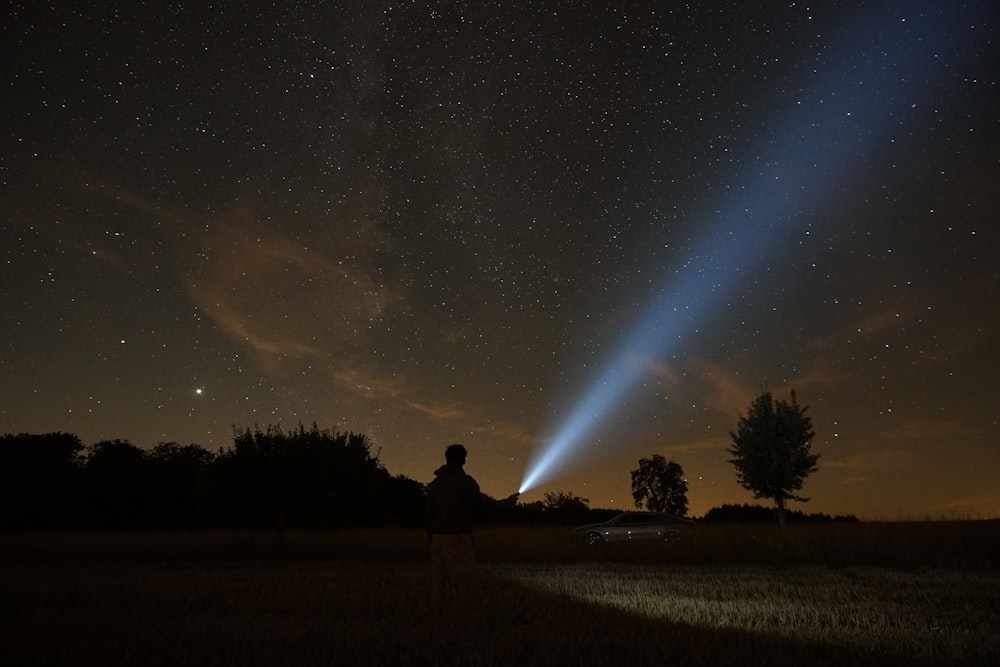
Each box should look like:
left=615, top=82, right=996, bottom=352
left=495, top=562, right=1000, bottom=663
left=0, top=522, right=997, bottom=666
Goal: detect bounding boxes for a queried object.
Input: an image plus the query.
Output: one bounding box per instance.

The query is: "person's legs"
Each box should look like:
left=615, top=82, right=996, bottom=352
left=442, top=535, right=476, bottom=634
left=429, top=534, right=477, bottom=634
left=428, top=536, right=448, bottom=637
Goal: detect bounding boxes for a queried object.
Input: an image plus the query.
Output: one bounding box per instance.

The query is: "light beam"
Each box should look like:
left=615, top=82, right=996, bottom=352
left=520, top=1, right=993, bottom=494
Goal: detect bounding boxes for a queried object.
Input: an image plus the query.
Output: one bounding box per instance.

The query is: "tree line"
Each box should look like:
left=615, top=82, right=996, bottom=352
left=0, top=424, right=427, bottom=532
left=2, top=390, right=851, bottom=532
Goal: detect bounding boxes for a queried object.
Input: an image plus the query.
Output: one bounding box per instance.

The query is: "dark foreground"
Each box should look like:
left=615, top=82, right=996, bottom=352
left=1, top=523, right=998, bottom=666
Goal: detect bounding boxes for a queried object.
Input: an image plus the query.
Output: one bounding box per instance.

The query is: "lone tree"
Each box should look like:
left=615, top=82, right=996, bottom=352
left=727, top=390, right=818, bottom=527
left=631, top=454, right=689, bottom=516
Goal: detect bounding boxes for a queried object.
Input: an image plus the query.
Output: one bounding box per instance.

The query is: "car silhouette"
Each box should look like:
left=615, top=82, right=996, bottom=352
left=574, top=511, right=695, bottom=545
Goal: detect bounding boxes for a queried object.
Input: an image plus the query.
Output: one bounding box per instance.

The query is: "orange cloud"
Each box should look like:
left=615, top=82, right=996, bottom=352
left=178, top=206, right=391, bottom=374
left=331, top=366, right=539, bottom=446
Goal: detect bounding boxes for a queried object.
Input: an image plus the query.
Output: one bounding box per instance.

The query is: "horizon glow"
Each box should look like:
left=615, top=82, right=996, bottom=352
left=519, top=2, right=984, bottom=495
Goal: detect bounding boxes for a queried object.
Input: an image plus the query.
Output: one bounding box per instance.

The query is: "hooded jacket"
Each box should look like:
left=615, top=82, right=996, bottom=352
left=425, top=463, right=485, bottom=535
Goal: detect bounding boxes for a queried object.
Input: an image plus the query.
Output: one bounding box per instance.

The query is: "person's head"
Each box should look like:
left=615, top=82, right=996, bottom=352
left=445, top=443, right=467, bottom=466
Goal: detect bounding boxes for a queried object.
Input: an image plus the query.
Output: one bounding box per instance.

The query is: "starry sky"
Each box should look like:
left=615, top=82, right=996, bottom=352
left=3, top=1, right=998, bottom=520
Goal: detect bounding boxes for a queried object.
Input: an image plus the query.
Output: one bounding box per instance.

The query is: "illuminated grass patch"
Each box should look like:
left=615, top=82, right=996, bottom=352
left=492, top=563, right=1000, bottom=662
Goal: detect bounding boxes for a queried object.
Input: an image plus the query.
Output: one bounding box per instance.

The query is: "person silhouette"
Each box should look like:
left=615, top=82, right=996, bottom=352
left=425, top=443, right=518, bottom=635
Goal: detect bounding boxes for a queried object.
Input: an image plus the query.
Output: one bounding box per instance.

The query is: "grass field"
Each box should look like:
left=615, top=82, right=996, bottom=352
left=1, top=522, right=998, bottom=666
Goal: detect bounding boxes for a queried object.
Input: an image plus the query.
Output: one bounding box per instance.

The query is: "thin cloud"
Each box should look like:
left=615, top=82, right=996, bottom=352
left=332, top=366, right=539, bottom=447
left=181, top=206, right=391, bottom=373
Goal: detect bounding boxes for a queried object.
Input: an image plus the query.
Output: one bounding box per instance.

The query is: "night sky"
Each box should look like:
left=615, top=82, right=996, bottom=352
left=3, top=1, right=998, bottom=519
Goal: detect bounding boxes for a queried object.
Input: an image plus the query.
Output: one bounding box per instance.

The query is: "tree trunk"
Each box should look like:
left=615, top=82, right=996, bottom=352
left=775, top=496, right=786, bottom=529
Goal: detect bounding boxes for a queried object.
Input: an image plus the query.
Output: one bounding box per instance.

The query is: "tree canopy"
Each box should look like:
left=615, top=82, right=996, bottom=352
left=543, top=490, right=590, bottom=513
left=630, top=454, right=689, bottom=516
left=727, top=390, right=819, bottom=526
left=0, top=432, right=84, bottom=530
left=0, top=424, right=428, bottom=532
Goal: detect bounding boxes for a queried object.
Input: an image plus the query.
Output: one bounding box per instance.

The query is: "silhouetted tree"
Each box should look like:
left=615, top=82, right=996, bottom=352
left=379, top=473, right=426, bottom=527
left=543, top=490, right=590, bottom=513
left=728, top=390, right=819, bottom=528
left=85, top=439, right=149, bottom=529
left=146, top=442, right=215, bottom=528
left=539, top=490, right=591, bottom=524
left=211, top=423, right=387, bottom=529
left=631, top=454, right=689, bottom=516
left=0, top=432, right=84, bottom=530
